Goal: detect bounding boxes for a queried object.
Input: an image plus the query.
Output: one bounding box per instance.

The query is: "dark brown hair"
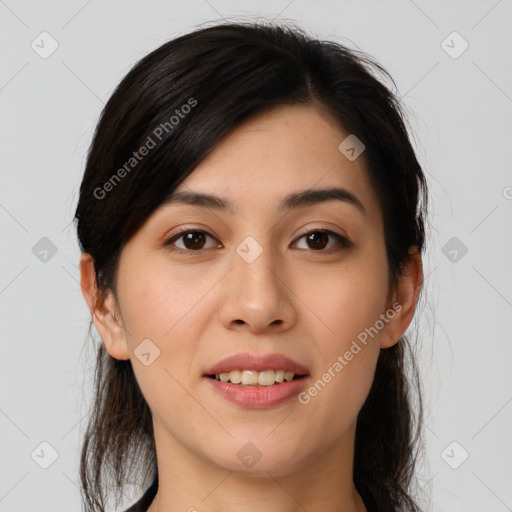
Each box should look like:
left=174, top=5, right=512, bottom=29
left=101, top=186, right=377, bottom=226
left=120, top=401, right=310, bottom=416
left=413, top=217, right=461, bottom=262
left=75, top=19, right=428, bottom=512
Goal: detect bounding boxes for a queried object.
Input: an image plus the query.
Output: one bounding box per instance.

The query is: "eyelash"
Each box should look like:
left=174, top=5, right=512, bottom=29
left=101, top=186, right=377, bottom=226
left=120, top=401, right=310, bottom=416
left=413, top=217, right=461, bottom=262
left=163, top=227, right=351, bottom=256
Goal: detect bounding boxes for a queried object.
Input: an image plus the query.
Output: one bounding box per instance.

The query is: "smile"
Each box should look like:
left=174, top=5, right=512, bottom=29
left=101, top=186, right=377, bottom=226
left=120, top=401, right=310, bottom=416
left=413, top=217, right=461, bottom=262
left=208, top=369, right=304, bottom=386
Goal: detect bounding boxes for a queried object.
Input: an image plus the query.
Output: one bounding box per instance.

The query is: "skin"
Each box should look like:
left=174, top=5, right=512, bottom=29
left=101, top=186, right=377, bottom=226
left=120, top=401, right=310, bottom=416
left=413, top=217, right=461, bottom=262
left=80, top=104, right=423, bottom=512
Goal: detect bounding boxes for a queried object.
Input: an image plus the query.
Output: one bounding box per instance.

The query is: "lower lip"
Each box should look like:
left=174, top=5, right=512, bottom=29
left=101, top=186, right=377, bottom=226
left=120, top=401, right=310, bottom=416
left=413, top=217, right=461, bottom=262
left=204, top=376, right=309, bottom=409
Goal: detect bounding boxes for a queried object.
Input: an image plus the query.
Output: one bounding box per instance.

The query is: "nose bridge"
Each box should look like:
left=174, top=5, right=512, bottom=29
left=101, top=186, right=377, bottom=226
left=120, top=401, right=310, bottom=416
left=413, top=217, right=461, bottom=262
left=233, top=232, right=280, bottom=296
left=218, top=231, right=296, bottom=332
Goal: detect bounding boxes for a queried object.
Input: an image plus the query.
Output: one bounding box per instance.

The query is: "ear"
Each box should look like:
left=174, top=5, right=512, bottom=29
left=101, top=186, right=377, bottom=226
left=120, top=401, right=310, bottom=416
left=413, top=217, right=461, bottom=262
left=380, top=246, right=423, bottom=349
left=79, top=252, right=131, bottom=360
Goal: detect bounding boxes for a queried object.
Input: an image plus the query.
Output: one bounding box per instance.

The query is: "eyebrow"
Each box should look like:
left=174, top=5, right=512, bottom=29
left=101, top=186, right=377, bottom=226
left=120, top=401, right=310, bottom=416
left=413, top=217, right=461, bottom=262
left=163, top=187, right=367, bottom=216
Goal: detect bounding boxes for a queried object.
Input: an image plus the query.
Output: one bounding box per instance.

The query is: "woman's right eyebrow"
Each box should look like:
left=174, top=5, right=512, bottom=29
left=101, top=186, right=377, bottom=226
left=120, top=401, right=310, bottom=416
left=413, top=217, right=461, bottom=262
left=162, top=187, right=367, bottom=218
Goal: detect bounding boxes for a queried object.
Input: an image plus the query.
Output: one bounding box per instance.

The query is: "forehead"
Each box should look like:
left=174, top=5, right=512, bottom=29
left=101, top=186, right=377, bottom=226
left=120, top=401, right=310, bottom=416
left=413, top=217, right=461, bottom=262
left=165, top=104, right=381, bottom=220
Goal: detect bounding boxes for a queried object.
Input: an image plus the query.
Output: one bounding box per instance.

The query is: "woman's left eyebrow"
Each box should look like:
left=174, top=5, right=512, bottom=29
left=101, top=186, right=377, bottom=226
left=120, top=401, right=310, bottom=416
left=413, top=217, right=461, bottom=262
left=162, top=187, right=367, bottom=217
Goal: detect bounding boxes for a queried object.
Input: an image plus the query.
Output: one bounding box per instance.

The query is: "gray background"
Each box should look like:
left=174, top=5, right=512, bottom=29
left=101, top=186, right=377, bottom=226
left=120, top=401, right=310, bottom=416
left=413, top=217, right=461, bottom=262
left=1, top=0, right=511, bottom=511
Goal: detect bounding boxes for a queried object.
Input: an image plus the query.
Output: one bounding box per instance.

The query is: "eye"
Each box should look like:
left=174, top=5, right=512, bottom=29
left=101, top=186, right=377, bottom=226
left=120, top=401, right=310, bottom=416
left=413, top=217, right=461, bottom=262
left=164, top=229, right=220, bottom=255
left=164, top=227, right=351, bottom=255
left=293, top=229, right=351, bottom=252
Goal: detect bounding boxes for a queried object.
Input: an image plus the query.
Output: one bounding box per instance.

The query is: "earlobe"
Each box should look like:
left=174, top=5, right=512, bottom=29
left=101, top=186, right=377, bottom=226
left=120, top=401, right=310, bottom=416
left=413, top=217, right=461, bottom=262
left=79, top=252, right=131, bottom=360
left=380, top=246, right=423, bottom=349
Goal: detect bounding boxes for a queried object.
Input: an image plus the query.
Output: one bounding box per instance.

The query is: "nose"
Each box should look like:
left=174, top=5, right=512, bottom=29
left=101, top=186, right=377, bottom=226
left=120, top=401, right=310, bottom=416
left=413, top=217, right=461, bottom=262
left=218, top=237, right=297, bottom=334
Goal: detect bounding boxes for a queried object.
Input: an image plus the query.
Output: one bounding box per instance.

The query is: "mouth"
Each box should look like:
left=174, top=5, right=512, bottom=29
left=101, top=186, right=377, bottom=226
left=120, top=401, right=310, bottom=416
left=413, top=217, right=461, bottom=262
left=203, top=352, right=310, bottom=407
left=204, top=352, right=310, bottom=387
left=204, top=369, right=310, bottom=409
left=205, top=369, right=308, bottom=387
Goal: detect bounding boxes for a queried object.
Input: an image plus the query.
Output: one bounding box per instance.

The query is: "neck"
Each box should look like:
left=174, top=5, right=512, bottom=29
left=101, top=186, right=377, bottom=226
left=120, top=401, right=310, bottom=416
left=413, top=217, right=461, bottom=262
left=147, top=420, right=367, bottom=512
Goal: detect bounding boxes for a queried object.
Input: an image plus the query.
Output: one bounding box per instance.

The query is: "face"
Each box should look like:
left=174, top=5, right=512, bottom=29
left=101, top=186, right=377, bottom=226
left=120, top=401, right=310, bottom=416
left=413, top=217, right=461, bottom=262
left=84, top=104, right=417, bottom=478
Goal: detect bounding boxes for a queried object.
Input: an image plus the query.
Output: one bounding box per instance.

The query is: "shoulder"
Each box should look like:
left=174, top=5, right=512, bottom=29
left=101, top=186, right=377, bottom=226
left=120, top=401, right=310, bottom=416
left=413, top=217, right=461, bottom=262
left=122, top=477, right=158, bottom=512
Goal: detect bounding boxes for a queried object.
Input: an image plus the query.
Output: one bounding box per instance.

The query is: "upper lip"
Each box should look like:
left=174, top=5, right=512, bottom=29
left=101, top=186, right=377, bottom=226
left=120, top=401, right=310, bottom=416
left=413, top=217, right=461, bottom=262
left=205, top=353, right=310, bottom=376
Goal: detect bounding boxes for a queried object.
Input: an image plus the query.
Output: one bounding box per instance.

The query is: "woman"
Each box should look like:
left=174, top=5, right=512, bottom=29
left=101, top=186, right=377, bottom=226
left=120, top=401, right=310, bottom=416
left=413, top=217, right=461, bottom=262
left=75, top=20, right=428, bottom=512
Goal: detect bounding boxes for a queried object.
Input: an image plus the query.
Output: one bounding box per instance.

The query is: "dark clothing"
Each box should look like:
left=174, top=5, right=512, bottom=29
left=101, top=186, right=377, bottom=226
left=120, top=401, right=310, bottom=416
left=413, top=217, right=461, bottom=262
left=123, top=477, right=158, bottom=512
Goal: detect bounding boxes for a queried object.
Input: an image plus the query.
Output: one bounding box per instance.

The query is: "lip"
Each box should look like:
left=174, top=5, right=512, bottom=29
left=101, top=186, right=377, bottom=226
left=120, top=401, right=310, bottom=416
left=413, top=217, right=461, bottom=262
left=205, top=375, right=310, bottom=409
left=204, top=352, right=310, bottom=376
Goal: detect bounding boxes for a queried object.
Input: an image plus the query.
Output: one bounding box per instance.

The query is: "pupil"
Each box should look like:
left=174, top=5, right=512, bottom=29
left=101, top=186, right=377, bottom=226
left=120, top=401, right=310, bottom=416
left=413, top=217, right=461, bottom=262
left=307, top=232, right=328, bottom=250
left=184, top=232, right=205, bottom=250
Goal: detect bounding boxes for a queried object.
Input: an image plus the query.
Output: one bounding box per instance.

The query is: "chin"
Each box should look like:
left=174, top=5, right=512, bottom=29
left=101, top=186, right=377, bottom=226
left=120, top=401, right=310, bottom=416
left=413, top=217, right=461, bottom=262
left=205, top=439, right=308, bottom=477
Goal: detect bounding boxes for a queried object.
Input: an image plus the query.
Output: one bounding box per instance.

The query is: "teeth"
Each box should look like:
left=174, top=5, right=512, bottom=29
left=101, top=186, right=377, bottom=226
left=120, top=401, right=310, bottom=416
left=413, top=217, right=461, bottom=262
left=241, top=370, right=259, bottom=385
left=275, top=369, right=286, bottom=383
left=284, top=371, right=295, bottom=382
left=229, top=370, right=242, bottom=384
left=215, top=369, right=297, bottom=386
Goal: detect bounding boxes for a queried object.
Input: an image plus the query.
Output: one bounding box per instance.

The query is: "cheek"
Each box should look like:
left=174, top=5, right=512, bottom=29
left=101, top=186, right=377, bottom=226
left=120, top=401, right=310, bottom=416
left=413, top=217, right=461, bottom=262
left=300, top=244, right=390, bottom=349
left=116, top=265, right=204, bottom=405
left=119, top=260, right=208, bottom=342
left=295, top=242, right=388, bottom=420
left=297, top=342, right=379, bottom=457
